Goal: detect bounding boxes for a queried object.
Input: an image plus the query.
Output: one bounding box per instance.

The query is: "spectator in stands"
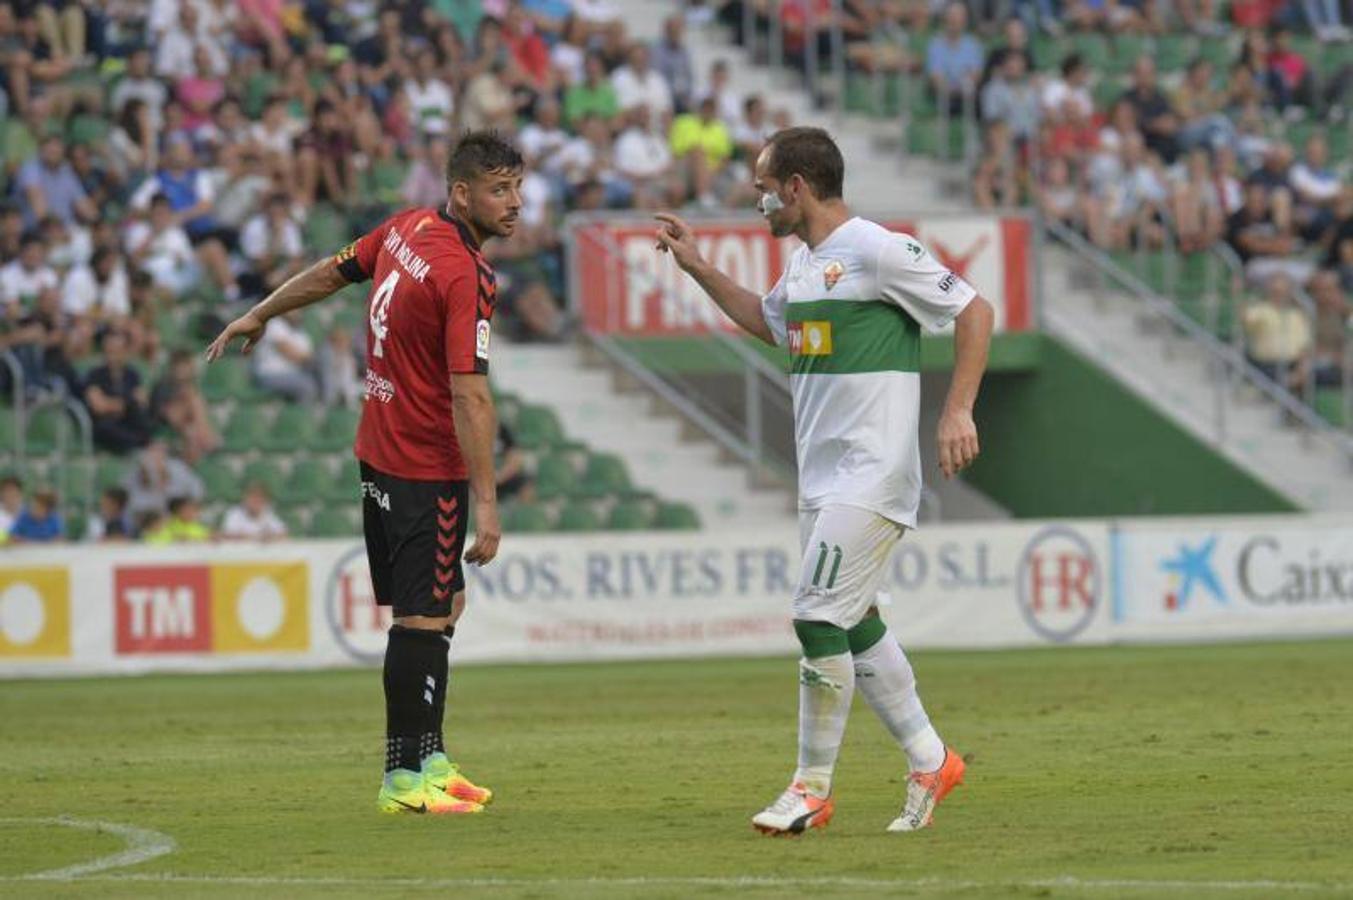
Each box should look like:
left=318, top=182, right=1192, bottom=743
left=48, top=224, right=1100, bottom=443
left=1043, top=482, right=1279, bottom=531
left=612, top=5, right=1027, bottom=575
left=973, top=120, right=1019, bottom=210
left=495, top=422, right=535, bottom=502
left=0, top=204, right=24, bottom=262
left=551, top=15, right=589, bottom=86
left=0, top=475, right=23, bottom=535
left=251, top=309, right=319, bottom=403
left=1289, top=134, right=1341, bottom=240
left=460, top=57, right=518, bottom=132
left=151, top=348, right=219, bottom=464
left=110, top=47, right=167, bottom=128
left=1302, top=0, right=1351, bottom=42
left=144, top=495, right=212, bottom=544
left=62, top=246, right=130, bottom=324
left=5, top=13, right=75, bottom=118
left=1309, top=269, right=1351, bottom=388
left=1041, top=54, right=1094, bottom=124
left=519, top=98, right=572, bottom=171
left=318, top=323, right=363, bottom=407
left=671, top=95, right=735, bottom=207
left=0, top=233, right=58, bottom=312
left=614, top=104, right=677, bottom=209
left=122, top=193, right=198, bottom=296
left=1123, top=56, right=1179, bottom=164
left=14, top=134, right=96, bottom=228
left=653, top=14, right=695, bottom=113
left=980, top=52, right=1041, bottom=144
left=220, top=481, right=288, bottom=541
left=1169, top=148, right=1227, bottom=253
left=565, top=51, right=620, bottom=126
left=84, top=329, right=152, bottom=454
left=154, top=2, right=224, bottom=80
left=926, top=2, right=984, bottom=116
left=239, top=193, right=305, bottom=298
left=733, top=94, right=774, bottom=160
left=700, top=59, right=743, bottom=131
left=1173, top=58, right=1234, bottom=154
left=1034, top=156, right=1085, bottom=231
left=123, top=439, right=205, bottom=521
left=612, top=43, right=674, bottom=116
left=1243, top=272, right=1313, bottom=392
left=8, top=487, right=62, bottom=543
left=4, top=285, right=81, bottom=397
left=176, top=44, right=226, bottom=136
left=501, top=279, right=570, bottom=343
left=1093, top=132, right=1169, bottom=250
left=403, top=48, right=456, bottom=136
left=980, top=16, right=1034, bottom=101
left=106, top=98, right=158, bottom=185
left=85, top=486, right=133, bottom=542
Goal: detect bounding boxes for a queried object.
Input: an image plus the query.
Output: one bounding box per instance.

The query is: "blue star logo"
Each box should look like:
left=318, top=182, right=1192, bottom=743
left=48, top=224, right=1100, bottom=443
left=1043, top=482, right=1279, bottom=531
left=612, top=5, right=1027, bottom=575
left=1160, top=536, right=1227, bottom=609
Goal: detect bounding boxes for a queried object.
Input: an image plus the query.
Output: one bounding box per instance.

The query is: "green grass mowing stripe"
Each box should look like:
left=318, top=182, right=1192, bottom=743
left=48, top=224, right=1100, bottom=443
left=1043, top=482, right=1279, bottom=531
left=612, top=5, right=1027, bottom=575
left=0, top=641, right=1350, bottom=898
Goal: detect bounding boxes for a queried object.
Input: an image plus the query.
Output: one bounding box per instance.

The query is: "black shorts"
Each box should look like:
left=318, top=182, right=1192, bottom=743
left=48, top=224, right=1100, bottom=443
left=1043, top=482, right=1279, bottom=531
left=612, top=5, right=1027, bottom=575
left=360, top=461, right=469, bottom=618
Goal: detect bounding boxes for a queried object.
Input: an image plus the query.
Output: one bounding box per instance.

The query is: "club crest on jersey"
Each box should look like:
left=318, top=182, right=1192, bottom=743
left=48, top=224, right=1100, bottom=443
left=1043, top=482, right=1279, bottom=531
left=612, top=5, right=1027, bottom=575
left=822, top=260, right=845, bottom=291
left=476, top=319, right=491, bottom=360
left=788, top=321, right=832, bottom=356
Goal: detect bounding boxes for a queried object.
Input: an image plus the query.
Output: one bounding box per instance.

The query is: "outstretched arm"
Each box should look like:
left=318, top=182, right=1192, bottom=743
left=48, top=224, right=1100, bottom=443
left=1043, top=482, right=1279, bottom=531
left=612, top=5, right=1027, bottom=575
left=936, top=296, right=993, bottom=479
left=654, top=212, right=777, bottom=345
left=205, top=257, right=349, bottom=361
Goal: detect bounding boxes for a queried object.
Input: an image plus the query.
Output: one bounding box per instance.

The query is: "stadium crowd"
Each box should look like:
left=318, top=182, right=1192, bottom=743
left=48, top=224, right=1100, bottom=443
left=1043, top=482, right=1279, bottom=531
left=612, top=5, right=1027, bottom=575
left=4, top=0, right=1353, bottom=541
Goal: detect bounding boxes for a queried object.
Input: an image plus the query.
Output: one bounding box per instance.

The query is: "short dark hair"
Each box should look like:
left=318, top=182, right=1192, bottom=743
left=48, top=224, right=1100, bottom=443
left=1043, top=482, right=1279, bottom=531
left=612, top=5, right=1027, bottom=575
left=1061, top=53, right=1083, bottom=77
left=763, top=127, right=844, bottom=200
left=445, top=130, right=523, bottom=185
left=103, top=486, right=129, bottom=508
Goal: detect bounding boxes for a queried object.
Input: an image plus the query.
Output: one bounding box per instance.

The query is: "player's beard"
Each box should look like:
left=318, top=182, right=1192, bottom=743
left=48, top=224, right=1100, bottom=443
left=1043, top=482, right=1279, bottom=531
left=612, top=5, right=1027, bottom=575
left=471, top=208, right=517, bottom=238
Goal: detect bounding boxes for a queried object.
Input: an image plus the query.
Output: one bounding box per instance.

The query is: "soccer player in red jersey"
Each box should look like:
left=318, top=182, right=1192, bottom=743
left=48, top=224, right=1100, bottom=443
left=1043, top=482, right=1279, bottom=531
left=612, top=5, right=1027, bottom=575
left=206, top=131, right=523, bottom=814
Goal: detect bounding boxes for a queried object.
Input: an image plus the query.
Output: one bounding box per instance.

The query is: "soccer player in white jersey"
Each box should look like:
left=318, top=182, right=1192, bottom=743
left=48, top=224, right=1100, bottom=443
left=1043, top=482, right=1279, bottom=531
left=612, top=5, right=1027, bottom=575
left=655, top=127, right=994, bottom=835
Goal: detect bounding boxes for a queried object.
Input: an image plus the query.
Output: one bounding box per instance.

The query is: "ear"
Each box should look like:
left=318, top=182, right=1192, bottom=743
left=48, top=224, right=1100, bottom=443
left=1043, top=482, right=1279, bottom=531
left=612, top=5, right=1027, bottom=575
left=450, top=179, right=469, bottom=210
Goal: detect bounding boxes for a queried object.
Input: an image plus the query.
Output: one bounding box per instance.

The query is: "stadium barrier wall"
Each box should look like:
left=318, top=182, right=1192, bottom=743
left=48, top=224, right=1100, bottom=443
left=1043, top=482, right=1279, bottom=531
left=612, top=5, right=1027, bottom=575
left=1, top=515, right=1350, bottom=677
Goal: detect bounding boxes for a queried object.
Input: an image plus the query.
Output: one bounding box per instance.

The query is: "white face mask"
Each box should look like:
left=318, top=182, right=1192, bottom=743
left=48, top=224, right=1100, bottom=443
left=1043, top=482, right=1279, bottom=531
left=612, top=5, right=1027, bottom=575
left=757, top=189, right=784, bottom=218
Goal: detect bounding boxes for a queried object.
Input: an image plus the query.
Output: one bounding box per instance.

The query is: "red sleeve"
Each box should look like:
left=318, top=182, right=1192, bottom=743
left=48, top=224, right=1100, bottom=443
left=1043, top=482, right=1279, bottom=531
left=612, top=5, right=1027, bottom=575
left=444, top=256, right=496, bottom=376
left=333, top=213, right=398, bottom=283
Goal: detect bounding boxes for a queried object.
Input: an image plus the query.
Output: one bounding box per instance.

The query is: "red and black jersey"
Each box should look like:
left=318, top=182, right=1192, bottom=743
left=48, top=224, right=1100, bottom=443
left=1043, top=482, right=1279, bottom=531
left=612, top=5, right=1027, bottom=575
left=334, top=207, right=497, bottom=481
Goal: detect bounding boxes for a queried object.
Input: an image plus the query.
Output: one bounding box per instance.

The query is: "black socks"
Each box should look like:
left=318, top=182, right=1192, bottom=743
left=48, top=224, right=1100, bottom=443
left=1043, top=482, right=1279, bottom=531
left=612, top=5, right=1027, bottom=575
left=383, top=624, right=451, bottom=773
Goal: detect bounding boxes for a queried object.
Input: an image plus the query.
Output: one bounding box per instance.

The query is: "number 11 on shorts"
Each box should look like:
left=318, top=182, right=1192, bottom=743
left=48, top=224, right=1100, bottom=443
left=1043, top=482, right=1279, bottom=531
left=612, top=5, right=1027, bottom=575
left=812, top=542, right=843, bottom=589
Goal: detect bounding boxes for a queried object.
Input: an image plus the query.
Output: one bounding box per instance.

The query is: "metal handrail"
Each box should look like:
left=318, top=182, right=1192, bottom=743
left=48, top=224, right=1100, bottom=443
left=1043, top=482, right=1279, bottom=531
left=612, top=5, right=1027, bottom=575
left=1048, top=219, right=1353, bottom=462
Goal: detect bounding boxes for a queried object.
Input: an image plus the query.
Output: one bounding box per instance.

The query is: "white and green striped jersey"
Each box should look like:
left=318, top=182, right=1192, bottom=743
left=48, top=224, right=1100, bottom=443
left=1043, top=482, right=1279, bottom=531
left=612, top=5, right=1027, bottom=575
left=761, top=217, right=976, bottom=527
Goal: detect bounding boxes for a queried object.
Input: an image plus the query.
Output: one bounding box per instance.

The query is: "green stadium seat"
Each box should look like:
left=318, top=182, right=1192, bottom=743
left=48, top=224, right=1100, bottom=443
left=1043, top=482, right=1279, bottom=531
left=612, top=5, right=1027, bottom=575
left=581, top=453, right=630, bottom=498
left=654, top=502, right=700, bottom=531
left=1154, top=34, right=1194, bottom=73
left=222, top=406, right=273, bottom=453
left=1197, top=36, right=1233, bottom=69
left=259, top=405, right=318, bottom=452
left=534, top=452, right=576, bottom=500
left=240, top=459, right=287, bottom=497
left=278, top=507, right=309, bottom=537
left=60, top=459, right=95, bottom=499
left=24, top=406, right=68, bottom=454
left=606, top=500, right=652, bottom=531
left=316, top=406, right=359, bottom=452
left=303, top=203, right=351, bottom=255
left=0, top=413, right=17, bottom=453
left=326, top=457, right=360, bottom=502
left=310, top=503, right=362, bottom=538
left=96, top=457, right=129, bottom=491
left=514, top=405, right=564, bottom=450
left=504, top=502, right=553, bottom=532
left=202, top=359, right=251, bottom=402
left=556, top=502, right=602, bottom=532
left=1106, top=35, right=1148, bottom=75
left=276, top=455, right=333, bottom=505
left=196, top=456, right=240, bottom=503
left=1315, top=389, right=1347, bottom=427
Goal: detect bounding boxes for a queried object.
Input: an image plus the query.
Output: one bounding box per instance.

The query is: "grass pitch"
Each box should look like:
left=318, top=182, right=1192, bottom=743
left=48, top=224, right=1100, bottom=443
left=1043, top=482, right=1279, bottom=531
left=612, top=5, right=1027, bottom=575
left=2, top=640, right=1352, bottom=899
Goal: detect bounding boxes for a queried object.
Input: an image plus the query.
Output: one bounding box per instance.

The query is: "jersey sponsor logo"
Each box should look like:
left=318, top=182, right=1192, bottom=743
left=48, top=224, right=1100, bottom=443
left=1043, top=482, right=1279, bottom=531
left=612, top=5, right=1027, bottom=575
left=937, top=272, right=957, bottom=294
left=822, top=259, right=845, bottom=291
left=904, top=238, right=924, bottom=259
left=363, top=370, right=395, bottom=403
left=788, top=320, right=832, bottom=357
left=362, top=481, right=392, bottom=511
left=476, top=319, right=491, bottom=360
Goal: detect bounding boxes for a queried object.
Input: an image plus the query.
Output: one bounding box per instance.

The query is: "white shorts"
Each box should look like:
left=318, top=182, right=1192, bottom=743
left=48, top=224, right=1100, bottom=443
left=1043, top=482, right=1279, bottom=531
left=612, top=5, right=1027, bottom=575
left=793, top=505, right=905, bottom=630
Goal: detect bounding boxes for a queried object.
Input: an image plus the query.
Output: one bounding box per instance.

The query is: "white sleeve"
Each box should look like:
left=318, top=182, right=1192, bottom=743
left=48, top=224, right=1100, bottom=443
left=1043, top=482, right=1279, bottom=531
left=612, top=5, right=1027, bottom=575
left=876, top=233, right=976, bottom=331
left=760, top=268, right=790, bottom=346
left=239, top=217, right=267, bottom=260
left=62, top=268, right=94, bottom=315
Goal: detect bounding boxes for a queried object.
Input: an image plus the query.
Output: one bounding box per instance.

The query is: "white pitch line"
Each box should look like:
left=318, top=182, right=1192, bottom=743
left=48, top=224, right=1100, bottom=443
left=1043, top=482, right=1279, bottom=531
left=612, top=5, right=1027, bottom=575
left=0, top=873, right=1348, bottom=894
left=0, top=816, right=176, bottom=879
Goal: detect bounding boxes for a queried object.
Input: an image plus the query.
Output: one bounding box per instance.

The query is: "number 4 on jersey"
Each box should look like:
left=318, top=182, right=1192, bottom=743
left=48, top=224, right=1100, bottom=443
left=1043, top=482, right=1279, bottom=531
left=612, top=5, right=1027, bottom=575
left=369, top=269, right=400, bottom=358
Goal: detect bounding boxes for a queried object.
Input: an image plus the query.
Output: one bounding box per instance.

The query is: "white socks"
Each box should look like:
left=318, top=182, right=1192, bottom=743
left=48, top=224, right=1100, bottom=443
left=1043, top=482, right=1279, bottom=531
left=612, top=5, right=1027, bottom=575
left=853, top=631, right=946, bottom=773
left=793, top=652, right=855, bottom=797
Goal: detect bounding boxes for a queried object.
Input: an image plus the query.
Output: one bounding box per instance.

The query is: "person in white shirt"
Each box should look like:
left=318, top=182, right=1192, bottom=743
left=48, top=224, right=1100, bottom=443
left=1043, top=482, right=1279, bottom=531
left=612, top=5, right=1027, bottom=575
left=220, top=482, right=288, bottom=542
left=1040, top=54, right=1094, bottom=122
left=155, top=2, right=226, bottom=79
left=110, top=48, right=169, bottom=129
left=123, top=195, right=198, bottom=294
left=653, top=126, right=992, bottom=837
left=611, top=44, right=674, bottom=116
left=0, top=236, right=59, bottom=311
left=252, top=310, right=319, bottom=403
left=573, top=0, right=622, bottom=25
left=403, top=50, right=455, bottom=135
left=699, top=59, right=743, bottom=130
left=1290, top=134, right=1342, bottom=208
left=62, top=248, right=131, bottom=321
left=518, top=99, right=572, bottom=172
left=613, top=104, right=675, bottom=207
left=239, top=194, right=305, bottom=293
left=250, top=96, right=303, bottom=172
